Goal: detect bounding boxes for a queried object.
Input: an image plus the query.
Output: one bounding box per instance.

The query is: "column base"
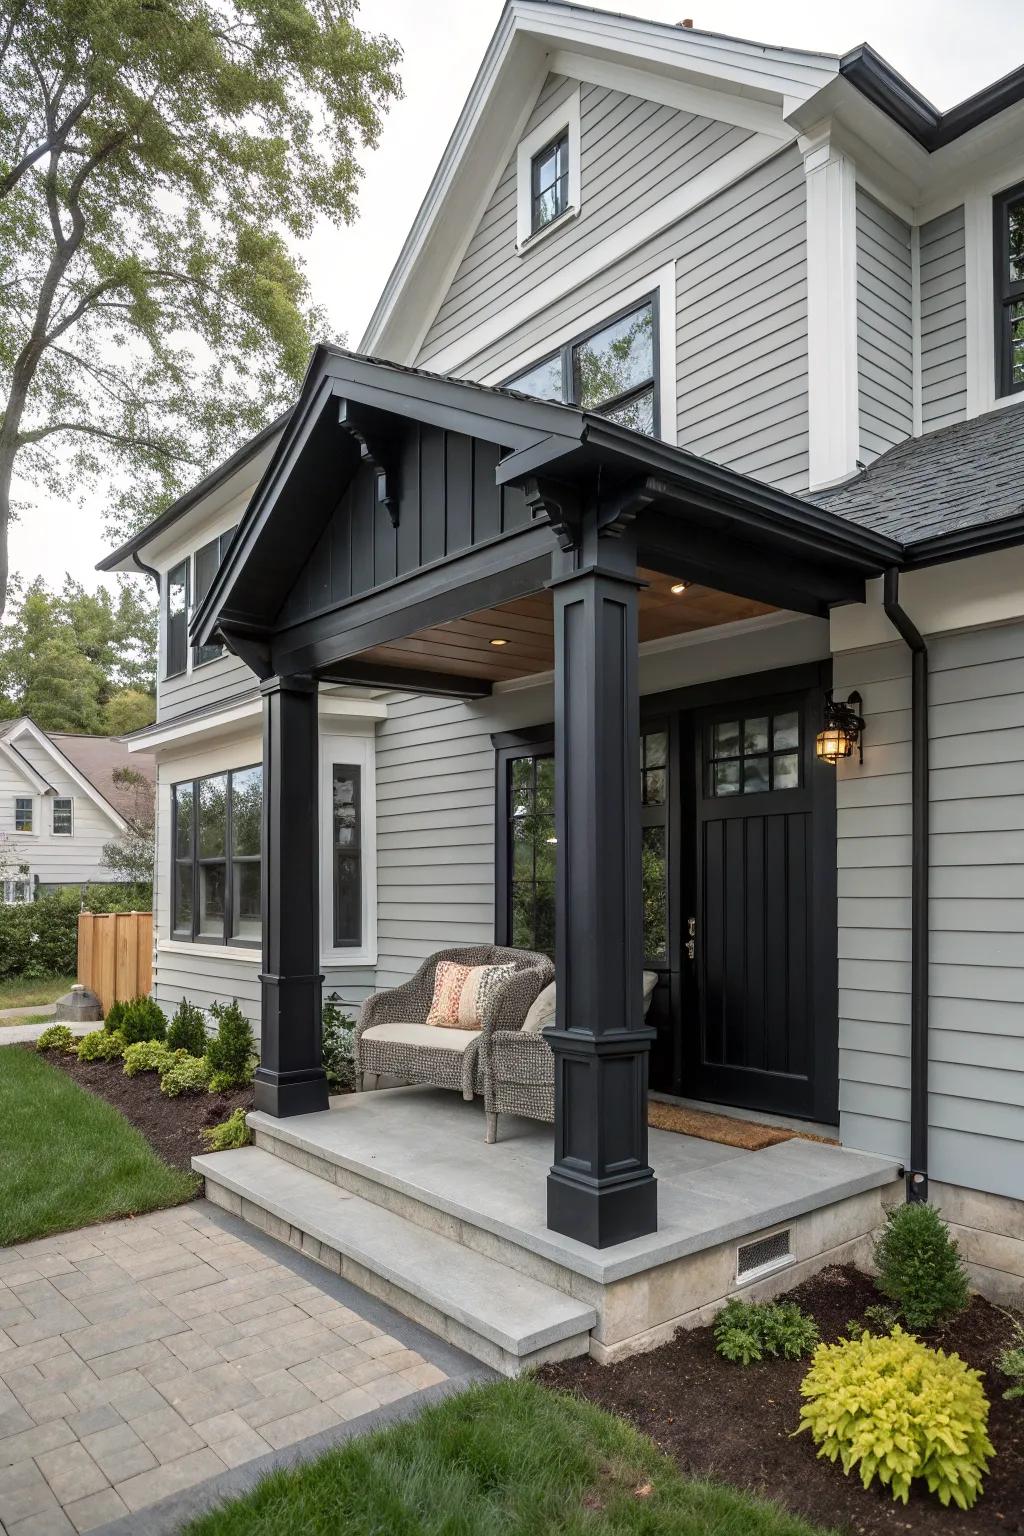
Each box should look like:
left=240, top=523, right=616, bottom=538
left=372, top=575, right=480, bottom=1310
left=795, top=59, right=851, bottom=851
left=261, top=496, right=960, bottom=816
left=253, top=1066, right=330, bottom=1118
left=547, top=1165, right=658, bottom=1249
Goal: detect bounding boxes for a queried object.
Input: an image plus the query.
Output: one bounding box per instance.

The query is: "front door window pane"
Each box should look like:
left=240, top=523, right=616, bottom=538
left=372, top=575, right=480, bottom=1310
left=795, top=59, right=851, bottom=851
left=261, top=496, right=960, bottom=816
left=642, top=826, right=667, bottom=960
left=709, top=708, right=802, bottom=795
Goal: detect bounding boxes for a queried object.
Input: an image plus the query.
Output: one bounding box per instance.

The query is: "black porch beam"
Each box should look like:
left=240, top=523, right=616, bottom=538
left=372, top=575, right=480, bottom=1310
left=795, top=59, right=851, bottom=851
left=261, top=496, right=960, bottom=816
left=546, top=519, right=657, bottom=1249
left=255, top=674, right=329, bottom=1118
left=318, top=660, right=492, bottom=699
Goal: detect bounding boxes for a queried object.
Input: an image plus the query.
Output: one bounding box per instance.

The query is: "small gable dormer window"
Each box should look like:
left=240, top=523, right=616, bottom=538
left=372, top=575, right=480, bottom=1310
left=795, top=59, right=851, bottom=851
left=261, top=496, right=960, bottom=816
left=995, top=180, right=1024, bottom=397
left=531, top=131, right=569, bottom=234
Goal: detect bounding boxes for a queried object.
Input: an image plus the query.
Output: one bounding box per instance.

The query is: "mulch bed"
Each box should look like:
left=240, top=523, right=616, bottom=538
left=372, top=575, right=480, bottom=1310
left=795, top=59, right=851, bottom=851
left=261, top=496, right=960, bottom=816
left=43, top=1049, right=254, bottom=1172
left=539, top=1264, right=1024, bottom=1536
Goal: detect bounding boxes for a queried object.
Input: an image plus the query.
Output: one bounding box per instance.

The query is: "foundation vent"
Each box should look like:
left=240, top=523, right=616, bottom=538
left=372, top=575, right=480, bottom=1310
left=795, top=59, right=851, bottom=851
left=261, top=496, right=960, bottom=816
left=736, top=1228, right=794, bottom=1285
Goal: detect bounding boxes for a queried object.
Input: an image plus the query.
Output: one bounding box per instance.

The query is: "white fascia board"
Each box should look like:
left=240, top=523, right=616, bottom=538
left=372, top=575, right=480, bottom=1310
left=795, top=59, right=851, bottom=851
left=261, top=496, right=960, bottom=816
left=420, top=131, right=785, bottom=377
left=134, top=691, right=388, bottom=756
left=0, top=738, right=51, bottom=795
left=6, top=720, right=128, bottom=831
left=830, top=546, right=1024, bottom=653
left=361, top=0, right=836, bottom=364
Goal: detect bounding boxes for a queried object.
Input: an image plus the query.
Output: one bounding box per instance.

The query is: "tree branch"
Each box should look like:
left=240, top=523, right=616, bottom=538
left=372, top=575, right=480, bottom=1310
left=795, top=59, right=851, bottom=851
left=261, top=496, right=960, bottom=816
left=15, top=418, right=199, bottom=466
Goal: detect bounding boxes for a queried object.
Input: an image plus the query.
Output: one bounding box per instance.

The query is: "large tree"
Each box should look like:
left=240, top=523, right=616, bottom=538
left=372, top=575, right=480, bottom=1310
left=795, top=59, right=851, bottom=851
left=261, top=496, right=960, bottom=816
left=0, top=0, right=401, bottom=618
left=0, top=574, right=157, bottom=731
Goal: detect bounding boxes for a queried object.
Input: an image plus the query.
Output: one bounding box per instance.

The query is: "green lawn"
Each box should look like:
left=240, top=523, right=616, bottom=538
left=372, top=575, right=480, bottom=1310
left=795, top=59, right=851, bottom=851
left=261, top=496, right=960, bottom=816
left=0, top=1048, right=198, bottom=1245
left=0, top=973, right=76, bottom=1010
left=184, top=1378, right=831, bottom=1536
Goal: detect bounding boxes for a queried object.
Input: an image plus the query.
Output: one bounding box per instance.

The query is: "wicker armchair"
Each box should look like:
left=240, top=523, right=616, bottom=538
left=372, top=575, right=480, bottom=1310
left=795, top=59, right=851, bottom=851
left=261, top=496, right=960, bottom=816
left=483, top=971, right=659, bottom=1143
left=354, top=946, right=554, bottom=1103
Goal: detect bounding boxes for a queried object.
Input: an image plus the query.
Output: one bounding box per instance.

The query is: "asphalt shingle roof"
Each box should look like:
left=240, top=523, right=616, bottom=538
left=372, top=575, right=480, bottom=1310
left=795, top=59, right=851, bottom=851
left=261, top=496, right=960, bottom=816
left=810, top=400, right=1024, bottom=545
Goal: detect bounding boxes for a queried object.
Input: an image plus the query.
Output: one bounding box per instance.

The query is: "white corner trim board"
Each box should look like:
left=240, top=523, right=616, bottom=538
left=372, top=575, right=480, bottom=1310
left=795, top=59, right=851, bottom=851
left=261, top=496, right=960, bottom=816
left=803, top=139, right=859, bottom=489
left=480, top=261, right=678, bottom=447
left=515, top=88, right=581, bottom=252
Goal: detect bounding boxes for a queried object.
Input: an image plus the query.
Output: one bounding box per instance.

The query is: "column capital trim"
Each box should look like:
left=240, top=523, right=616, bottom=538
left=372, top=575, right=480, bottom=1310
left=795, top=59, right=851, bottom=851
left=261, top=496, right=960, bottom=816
left=260, top=673, right=317, bottom=698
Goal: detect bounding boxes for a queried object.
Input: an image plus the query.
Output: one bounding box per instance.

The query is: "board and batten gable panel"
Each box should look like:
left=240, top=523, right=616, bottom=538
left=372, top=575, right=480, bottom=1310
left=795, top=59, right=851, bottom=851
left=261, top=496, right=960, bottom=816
left=919, top=204, right=967, bottom=432
left=837, top=623, right=1024, bottom=1201
left=855, top=188, right=912, bottom=461
left=416, top=73, right=754, bottom=367
left=675, top=146, right=809, bottom=493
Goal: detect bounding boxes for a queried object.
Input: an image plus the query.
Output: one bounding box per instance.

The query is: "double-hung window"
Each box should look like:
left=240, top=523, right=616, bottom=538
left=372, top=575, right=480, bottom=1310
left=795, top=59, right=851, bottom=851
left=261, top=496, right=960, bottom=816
left=531, top=131, right=569, bottom=233
left=165, top=561, right=189, bottom=678
left=14, top=797, right=33, bottom=833
left=52, top=798, right=73, bottom=836
left=505, top=298, right=658, bottom=436
left=994, top=180, right=1024, bottom=397
left=172, top=765, right=262, bottom=945
left=192, top=527, right=237, bottom=666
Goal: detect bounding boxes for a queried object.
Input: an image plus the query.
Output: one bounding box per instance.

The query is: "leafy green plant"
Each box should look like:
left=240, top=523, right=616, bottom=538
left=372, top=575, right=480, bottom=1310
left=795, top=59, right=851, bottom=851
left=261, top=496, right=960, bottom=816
left=0, top=890, right=79, bottom=980
left=119, top=996, right=167, bottom=1046
left=873, top=1202, right=970, bottom=1330
left=797, top=1326, right=993, bottom=1509
left=847, top=1303, right=901, bottom=1341
left=76, top=1029, right=126, bottom=1062
left=103, top=999, right=128, bottom=1035
left=322, top=993, right=357, bottom=1092
left=997, top=1312, right=1024, bottom=1403
left=205, top=1001, right=256, bottom=1090
left=200, top=1108, right=252, bottom=1152
left=35, top=1024, right=75, bottom=1052
left=160, top=1055, right=212, bottom=1097
left=122, top=1040, right=174, bottom=1077
left=714, top=1298, right=819, bottom=1366
left=167, top=999, right=208, bottom=1057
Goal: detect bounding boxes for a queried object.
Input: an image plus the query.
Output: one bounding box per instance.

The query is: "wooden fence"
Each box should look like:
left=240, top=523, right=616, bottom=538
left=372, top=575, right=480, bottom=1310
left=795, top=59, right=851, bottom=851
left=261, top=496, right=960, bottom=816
left=78, top=911, right=153, bottom=1016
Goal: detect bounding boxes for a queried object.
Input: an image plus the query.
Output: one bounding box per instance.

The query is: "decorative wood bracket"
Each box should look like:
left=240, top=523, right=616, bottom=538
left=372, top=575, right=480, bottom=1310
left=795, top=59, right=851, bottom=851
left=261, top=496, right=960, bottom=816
left=598, top=477, right=659, bottom=540
left=219, top=622, right=274, bottom=681
left=338, top=400, right=400, bottom=528
left=523, top=476, right=583, bottom=552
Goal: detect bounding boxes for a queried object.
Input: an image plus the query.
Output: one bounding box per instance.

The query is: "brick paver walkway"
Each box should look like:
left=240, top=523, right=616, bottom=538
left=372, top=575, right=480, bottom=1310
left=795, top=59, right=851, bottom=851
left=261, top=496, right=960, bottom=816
left=0, top=1203, right=449, bottom=1533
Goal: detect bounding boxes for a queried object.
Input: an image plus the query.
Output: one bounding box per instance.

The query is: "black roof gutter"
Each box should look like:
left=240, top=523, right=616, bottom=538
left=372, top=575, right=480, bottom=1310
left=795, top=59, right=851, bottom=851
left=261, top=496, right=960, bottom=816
left=841, top=43, right=1024, bottom=151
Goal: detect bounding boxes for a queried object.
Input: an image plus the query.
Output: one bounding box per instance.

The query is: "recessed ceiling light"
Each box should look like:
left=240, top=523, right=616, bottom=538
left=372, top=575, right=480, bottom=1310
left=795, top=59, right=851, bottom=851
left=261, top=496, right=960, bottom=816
left=670, top=581, right=689, bottom=595
left=489, top=637, right=509, bottom=647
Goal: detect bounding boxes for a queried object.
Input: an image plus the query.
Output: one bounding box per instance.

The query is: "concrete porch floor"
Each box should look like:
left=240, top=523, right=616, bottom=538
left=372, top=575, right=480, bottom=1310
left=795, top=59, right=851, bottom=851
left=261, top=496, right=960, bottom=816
left=197, top=1089, right=901, bottom=1370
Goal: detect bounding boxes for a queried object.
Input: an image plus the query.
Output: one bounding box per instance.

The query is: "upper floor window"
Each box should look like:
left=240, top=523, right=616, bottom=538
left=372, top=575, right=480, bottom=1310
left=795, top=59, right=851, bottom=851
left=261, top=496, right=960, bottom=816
left=531, top=131, right=569, bottom=234
left=52, top=798, right=73, bottom=836
left=172, top=765, right=262, bottom=946
left=192, top=527, right=237, bottom=667
left=165, top=560, right=189, bottom=679
left=995, top=180, right=1024, bottom=397
left=506, top=298, right=658, bottom=436
left=14, top=797, right=33, bottom=833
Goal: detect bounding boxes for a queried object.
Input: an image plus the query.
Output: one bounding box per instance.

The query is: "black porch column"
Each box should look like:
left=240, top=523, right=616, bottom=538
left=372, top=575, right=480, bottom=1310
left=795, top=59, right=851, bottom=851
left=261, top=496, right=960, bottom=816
left=255, top=674, right=329, bottom=1117
left=546, top=522, right=657, bottom=1247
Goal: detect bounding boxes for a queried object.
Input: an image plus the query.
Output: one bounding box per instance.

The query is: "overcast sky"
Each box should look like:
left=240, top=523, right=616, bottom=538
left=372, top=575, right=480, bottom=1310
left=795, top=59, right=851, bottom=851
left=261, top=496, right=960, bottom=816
left=12, top=0, right=1024, bottom=596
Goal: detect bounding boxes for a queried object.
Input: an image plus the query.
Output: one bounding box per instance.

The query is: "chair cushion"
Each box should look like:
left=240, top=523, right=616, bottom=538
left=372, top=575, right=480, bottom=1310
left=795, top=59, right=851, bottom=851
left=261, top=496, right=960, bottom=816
left=362, top=1022, right=480, bottom=1052
left=520, top=971, right=659, bottom=1034
left=425, top=960, right=517, bottom=1029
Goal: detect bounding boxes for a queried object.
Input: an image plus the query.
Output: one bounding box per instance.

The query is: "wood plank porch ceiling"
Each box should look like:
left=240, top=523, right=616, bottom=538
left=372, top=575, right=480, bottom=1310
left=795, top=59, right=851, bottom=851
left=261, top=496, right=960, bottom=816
left=358, top=570, right=774, bottom=684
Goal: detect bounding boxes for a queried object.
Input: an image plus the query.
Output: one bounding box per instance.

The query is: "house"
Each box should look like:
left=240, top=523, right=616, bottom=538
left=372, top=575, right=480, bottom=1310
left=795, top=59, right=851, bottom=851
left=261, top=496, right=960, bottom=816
left=0, top=718, right=155, bottom=900
left=99, top=3, right=1024, bottom=1367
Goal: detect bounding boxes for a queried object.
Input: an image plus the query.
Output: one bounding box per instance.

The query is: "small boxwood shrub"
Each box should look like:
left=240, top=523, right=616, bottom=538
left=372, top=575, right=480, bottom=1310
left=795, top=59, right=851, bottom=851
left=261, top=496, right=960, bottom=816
left=35, top=1024, right=75, bottom=1053
left=205, top=1000, right=255, bottom=1090
left=103, top=999, right=128, bottom=1035
left=122, top=1040, right=174, bottom=1077
left=323, top=993, right=356, bottom=1091
left=797, top=1326, right=994, bottom=1509
left=200, top=1107, right=252, bottom=1151
left=161, top=1055, right=212, bottom=1097
left=76, top=1029, right=126, bottom=1061
left=713, top=1297, right=819, bottom=1366
left=166, top=999, right=207, bottom=1057
left=119, top=996, right=167, bottom=1046
left=873, top=1202, right=970, bottom=1330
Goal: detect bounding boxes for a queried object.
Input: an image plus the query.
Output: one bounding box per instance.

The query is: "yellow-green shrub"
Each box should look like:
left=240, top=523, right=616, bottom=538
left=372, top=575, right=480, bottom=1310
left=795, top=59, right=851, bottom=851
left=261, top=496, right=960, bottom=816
left=36, top=1024, right=75, bottom=1053
left=76, top=1029, right=126, bottom=1062
left=797, top=1326, right=994, bottom=1509
left=122, top=1040, right=174, bottom=1077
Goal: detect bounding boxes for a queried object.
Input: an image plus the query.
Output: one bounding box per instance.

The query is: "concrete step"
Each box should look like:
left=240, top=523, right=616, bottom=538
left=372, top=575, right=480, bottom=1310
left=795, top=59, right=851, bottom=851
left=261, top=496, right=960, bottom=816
left=193, top=1146, right=596, bottom=1377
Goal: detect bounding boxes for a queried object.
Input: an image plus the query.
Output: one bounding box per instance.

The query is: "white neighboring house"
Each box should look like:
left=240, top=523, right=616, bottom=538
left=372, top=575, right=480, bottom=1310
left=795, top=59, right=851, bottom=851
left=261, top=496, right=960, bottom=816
left=0, top=718, right=155, bottom=900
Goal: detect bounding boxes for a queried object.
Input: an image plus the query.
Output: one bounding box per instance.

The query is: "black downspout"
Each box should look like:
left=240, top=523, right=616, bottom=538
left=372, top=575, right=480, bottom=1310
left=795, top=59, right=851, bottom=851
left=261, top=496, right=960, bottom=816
left=882, top=568, right=929, bottom=1203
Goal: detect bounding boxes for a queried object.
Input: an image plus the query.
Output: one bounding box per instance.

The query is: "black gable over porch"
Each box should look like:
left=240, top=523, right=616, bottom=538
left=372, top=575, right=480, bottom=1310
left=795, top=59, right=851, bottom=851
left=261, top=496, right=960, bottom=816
left=192, top=347, right=899, bottom=1250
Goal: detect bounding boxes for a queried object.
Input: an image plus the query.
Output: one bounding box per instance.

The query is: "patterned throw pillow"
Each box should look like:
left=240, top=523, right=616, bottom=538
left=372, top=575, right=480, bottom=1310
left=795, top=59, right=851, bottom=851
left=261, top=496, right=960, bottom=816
left=426, top=960, right=518, bottom=1030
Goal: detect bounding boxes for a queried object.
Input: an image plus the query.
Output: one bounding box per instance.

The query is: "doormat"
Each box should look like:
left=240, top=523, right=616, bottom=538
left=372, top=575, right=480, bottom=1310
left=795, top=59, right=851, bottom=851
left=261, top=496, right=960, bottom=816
left=647, top=1100, right=838, bottom=1151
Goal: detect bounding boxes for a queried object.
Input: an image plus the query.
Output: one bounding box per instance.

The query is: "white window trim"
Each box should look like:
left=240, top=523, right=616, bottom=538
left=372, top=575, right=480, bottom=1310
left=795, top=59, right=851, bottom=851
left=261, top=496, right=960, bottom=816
left=487, top=261, right=678, bottom=447
left=14, top=795, right=35, bottom=836
left=52, top=797, right=73, bottom=837
left=516, top=89, right=581, bottom=253
left=319, top=730, right=377, bottom=969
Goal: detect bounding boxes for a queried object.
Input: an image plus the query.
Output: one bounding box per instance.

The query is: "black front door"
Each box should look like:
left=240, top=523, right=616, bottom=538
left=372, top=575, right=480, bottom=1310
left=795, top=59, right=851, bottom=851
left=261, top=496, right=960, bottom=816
left=679, top=684, right=837, bottom=1122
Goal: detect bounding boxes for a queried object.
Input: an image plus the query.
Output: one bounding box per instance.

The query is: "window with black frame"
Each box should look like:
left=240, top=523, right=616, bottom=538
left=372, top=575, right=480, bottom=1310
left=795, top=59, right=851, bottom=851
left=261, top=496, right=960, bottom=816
left=172, top=765, right=262, bottom=944
left=331, top=764, right=362, bottom=948
left=531, top=131, right=569, bottom=232
left=165, top=561, right=189, bottom=678
left=192, top=527, right=237, bottom=666
left=505, top=299, right=657, bottom=436
left=502, top=732, right=667, bottom=961
left=995, top=181, right=1024, bottom=396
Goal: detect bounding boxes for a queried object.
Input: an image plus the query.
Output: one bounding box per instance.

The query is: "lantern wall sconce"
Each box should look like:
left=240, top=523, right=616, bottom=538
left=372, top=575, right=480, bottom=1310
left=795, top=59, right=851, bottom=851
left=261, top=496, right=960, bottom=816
left=816, top=689, right=865, bottom=765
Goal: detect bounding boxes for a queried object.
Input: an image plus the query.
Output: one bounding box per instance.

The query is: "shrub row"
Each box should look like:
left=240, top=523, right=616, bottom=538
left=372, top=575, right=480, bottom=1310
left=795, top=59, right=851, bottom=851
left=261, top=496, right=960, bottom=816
left=0, top=887, right=151, bottom=980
